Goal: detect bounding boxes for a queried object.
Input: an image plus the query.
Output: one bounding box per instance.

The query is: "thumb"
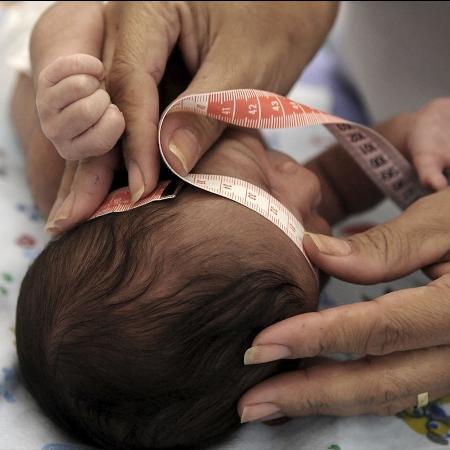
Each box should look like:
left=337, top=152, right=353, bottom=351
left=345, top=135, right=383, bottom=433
left=304, top=191, right=450, bottom=284
left=103, top=2, right=180, bottom=201
left=160, top=111, right=226, bottom=177
left=160, top=42, right=253, bottom=175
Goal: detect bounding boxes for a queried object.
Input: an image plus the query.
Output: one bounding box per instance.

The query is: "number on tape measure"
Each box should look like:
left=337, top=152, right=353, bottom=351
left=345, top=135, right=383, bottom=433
left=91, top=89, right=428, bottom=279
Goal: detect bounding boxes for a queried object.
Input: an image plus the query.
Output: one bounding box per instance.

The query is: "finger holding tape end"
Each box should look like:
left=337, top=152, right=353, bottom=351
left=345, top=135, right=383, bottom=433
left=161, top=111, right=227, bottom=178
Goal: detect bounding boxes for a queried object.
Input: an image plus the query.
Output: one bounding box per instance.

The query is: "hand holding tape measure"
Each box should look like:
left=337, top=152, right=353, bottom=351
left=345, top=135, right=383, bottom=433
left=91, top=89, right=450, bottom=421
left=90, top=89, right=427, bottom=273
left=43, top=1, right=338, bottom=233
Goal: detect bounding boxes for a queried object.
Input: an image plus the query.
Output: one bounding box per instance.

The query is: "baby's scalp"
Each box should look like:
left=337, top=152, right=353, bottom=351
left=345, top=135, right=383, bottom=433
left=16, top=186, right=317, bottom=449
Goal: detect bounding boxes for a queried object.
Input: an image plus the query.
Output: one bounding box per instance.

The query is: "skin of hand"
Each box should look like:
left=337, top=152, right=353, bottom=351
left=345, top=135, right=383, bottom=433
left=239, top=188, right=450, bottom=423
left=41, top=0, right=338, bottom=233
left=36, top=54, right=125, bottom=162
left=404, top=97, right=450, bottom=191
left=30, top=1, right=125, bottom=232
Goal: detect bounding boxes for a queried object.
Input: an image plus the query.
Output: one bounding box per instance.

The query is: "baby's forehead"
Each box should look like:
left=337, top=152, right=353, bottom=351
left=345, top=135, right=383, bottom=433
left=172, top=189, right=302, bottom=262
left=163, top=188, right=318, bottom=304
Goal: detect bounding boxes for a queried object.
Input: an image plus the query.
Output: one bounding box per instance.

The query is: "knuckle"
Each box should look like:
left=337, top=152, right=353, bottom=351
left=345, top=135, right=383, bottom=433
left=106, top=59, right=134, bottom=98
left=365, top=312, right=403, bottom=355
left=71, top=75, right=98, bottom=98
left=430, top=273, right=450, bottom=289
left=289, top=368, right=329, bottom=415
left=79, top=100, right=95, bottom=122
left=70, top=54, right=85, bottom=73
left=59, top=142, right=79, bottom=161
left=41, top=121, right=59, bottom=142
left=363, top=367, right=413, bottom=416
left=352, top=224, right=408, bottom=279
left=90, top=135, right=115, bottom=156
left=190, top=115, right=225, bottom=140
left=95, top=89, right=111, bottom=109
left=81, top=91, right=108, bottom=122
left=303, top=397, right=327, bottom=415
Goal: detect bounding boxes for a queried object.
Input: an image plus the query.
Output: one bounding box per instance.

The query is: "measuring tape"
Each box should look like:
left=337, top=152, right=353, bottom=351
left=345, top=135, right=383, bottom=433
left=90, top=89, right=428, bottom=274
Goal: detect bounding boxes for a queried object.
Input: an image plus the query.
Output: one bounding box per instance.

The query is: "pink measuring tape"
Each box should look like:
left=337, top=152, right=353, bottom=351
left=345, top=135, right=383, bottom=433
left=90, top=89, right=427, bottom=272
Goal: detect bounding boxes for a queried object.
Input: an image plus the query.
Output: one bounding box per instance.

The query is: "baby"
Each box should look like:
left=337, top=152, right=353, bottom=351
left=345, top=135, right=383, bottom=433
left=17, top=129, right=335, bottom=449
left=11, top=2, right=450, bottom=450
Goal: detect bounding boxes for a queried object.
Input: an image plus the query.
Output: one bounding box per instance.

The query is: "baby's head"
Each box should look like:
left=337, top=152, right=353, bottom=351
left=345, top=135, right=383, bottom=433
left=16, top=131, right=329, bottom=449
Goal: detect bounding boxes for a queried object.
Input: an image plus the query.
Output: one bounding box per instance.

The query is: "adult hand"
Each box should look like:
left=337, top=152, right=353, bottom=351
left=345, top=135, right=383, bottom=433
left=238, top=189, right=450, bottom=423
left=48, top=1, right=337, bottom=233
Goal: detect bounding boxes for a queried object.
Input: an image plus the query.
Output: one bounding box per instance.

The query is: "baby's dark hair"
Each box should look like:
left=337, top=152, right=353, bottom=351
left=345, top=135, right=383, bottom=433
left=16, top=188, right=313, bottom=449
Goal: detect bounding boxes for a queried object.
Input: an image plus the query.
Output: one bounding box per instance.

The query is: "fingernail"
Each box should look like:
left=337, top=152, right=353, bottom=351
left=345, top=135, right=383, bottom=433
left=168, top=128, right=199, bottom=174
left=244, top=344, right=292, bottom=365
left=45, top=191, right=76, bottom=231
left=127, top=160, right=145, bottom=204
left=44, top=225, right=62, bottom=236
left=306, top=233, right=352, bottom=256
left=46, top=195, right=65, bottom=226
left=241, top=403, right=282, bottom=424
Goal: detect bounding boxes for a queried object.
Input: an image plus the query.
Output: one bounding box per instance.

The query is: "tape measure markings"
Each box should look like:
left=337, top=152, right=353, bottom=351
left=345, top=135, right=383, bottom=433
left=90, top=88, right=428, bottom=279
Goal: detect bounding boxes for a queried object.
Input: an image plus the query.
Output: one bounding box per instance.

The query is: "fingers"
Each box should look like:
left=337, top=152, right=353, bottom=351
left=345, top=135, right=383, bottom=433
left=45, top=89, right=112, bottom=142
left=42, top=90, right=125, bottom=160
left=302, top=189, right=450, bottom=284
left=39, top=74, right=100, bottom=111
left=70, top=105, right=124, bottom=158
left=107, top=68, right=161, bottom=203
left=160, top=113, right=226, bottom=176
left=38, top=54, right=104, bottom=87
left=406, top=97, right=450, bottom=192
left=45, top=149, right=119, bottom=234
left=244, top=274, right=450, bottom=362
left=160, top=38, right=258, bottom=176
left=37, top=54, right=125, bottom=160
left=239, top=346, right=450, bottom=421
left=104, top=2, right=180, bottom=202
left=412, top=152, right=449, bottom=191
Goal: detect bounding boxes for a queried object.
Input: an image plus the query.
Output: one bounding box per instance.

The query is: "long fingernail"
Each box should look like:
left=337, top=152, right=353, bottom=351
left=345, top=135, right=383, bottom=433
left=46, top=196, right=65, bottom=226
left=127, top=160, right=145, bottom=204
left=241, top=403, right=282, bottom=424
left=168, top=128, right=199, bottom=174
left=244, top=344, right=291, bottom=365
left=305, top=233, right=352, bottom=256
left=45, top=191, right=76, bottom=231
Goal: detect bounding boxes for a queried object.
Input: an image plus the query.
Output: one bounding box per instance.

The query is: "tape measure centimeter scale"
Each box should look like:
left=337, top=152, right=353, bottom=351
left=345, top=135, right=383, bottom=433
left=91, top=89, right=427, bottom=275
